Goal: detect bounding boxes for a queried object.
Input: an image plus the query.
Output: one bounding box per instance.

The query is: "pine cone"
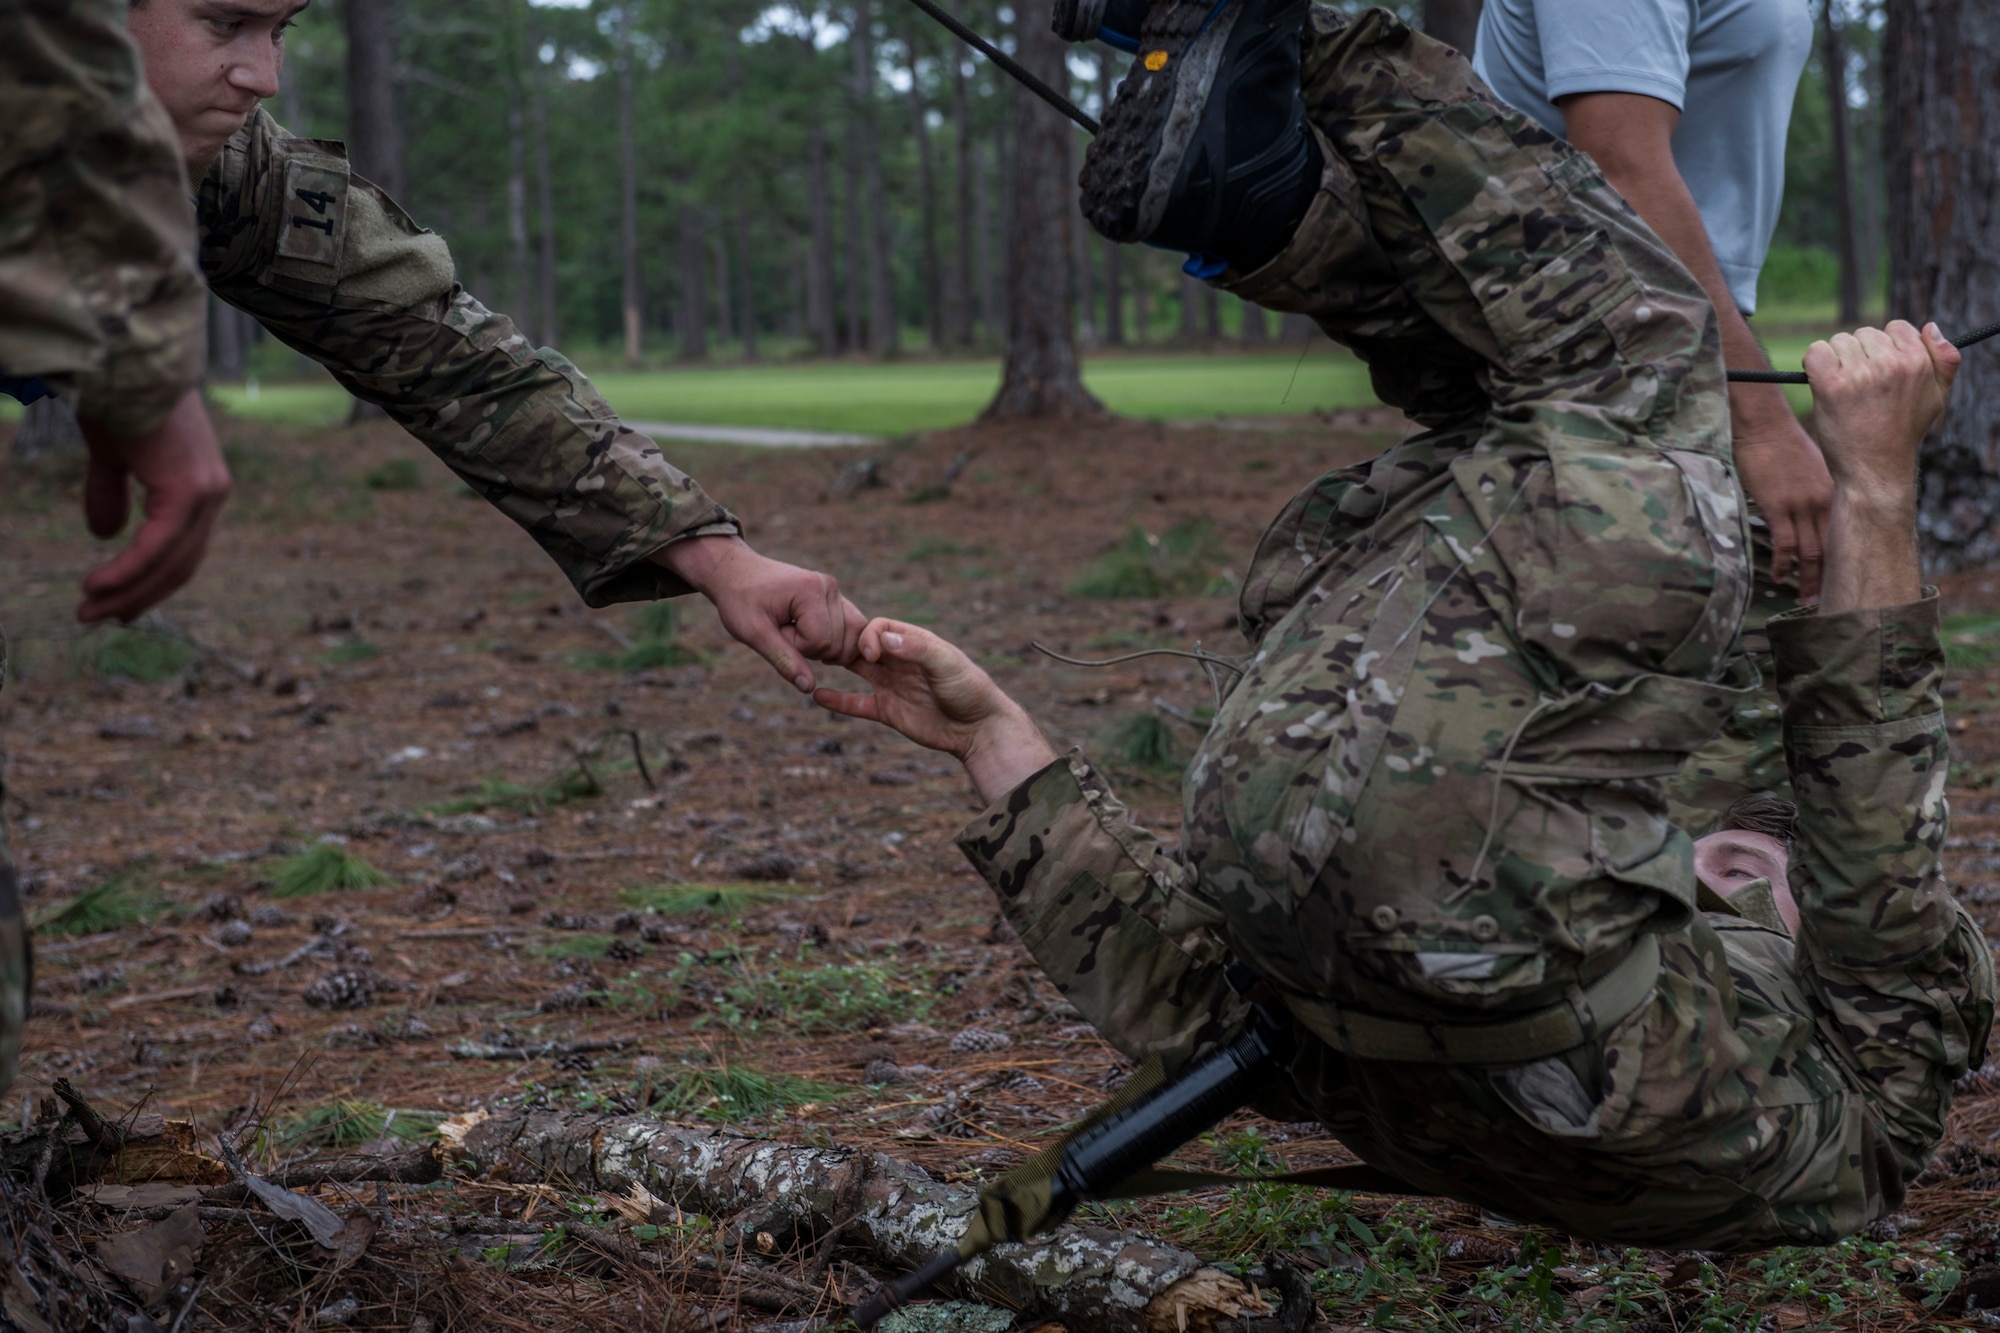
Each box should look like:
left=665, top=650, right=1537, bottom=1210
left=948, top=1027, right=1012, bottom=1054
left=303, top=968, right=393, bottom=1010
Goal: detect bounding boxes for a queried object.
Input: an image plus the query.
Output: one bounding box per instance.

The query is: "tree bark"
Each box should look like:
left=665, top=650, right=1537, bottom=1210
left=1887, top=0, right=2000, bottom=570
left=806, top=120, right=839, bottom=355
left=1820, top=0, right=1862, bottom=325
left=1104, top=240, right=1126, bottom=345
left=905, top=22, right=943, bottom=351
left=529, top=31, right=559, bottom=348
left=506, top=102, right=533, bottom=331
left=1132, top=248, right=1150, bottom=344
left=1179, top=271, right=1203, bottom=342
left=1240, top=296, right=1267, bottom=343
left=842, top=45, right=867, bottom=353
left=854, top=3, right=897, bottom=357
left=452, top=1110, right=1267, bottom=1333
left=712, top=231, right=734, bottom=347
left=616, top=4, right=643, bottom=365
left=1420, top=0, right=1481, bottom=56
left=677, top=196, right=707, bottom=361
left=737, top=199, right=759, bottom=362
left=343, top=0, right=405, bottom=200
left=949, top=47, right=977, bottom=346
left=1281, top=310, right=1316, bottom=342
left=983, top=10, right=1102, bottom=419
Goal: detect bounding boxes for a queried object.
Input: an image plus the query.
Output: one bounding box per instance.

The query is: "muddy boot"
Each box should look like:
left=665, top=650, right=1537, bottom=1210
left=1051, top=0, right=1150, bottom=50
left=1077, top=0, right=1322, bottom=274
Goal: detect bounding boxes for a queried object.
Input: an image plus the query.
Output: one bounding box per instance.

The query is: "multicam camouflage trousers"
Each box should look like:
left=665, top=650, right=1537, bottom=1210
left=962, top=5, right=1991, bottom=1255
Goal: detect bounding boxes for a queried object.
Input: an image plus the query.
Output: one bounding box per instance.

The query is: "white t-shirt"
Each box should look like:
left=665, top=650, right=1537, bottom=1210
left=1472, top=0, right=1813, bottom=313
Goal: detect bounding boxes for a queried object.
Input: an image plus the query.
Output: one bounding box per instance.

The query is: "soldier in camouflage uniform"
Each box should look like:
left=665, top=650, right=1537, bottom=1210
left=2, top=0, right=233, bottom=1099
left=124, top=0, right=860, bottom=680
left=818, top=6, right=1995, bottom=1249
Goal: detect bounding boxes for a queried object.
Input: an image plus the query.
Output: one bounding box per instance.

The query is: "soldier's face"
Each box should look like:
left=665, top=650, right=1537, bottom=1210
left=128, top=0, right=309, bottom=170
left=1693, top=829, right=1800, bottom=935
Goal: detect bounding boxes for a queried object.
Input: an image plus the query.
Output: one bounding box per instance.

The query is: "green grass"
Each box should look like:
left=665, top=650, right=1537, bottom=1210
left=533, top=933, right=619, bottom=960
left=574, top=601, right=702, bottom=672
left=269, top=1100, right=443, bottom=1153
left=82, top=627, right=199, bottom=683
left=1069, top=519, right=1235, bottom=599
left=620, top=882, right=798, bottom=917
left=321, top=637, right=383, bottom=665
left=362, top=457, right=425, bottom=491
left=1108, top=713, right=1182, bottom=771
left=34, top=868, right=169, bottom=937
left=1943, top=613, right=2000, bottom=671
left=640, top=1058, right=844, bottom=1122
left=708, top=955, right=933, bottom=1035
left=426, top=767, right=599, bottom=817
left=207, top=349, right=1380, bottom=436
left=269, top=844, right=393, bottom=898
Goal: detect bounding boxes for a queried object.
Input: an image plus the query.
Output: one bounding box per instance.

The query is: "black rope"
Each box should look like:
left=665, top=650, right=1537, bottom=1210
left=899, top=0, right=1101, bottom=134
left=1729, top=318, right=2000, bottom=384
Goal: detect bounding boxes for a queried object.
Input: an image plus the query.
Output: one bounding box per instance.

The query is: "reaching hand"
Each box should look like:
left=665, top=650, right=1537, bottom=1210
left=652, top=536, right=865, bottom=692
left=76, top=387, right=233, bottom=623
left=1730, top=394, right=1833, bottom=603
left=1804, top=321, right=1959, bottom=505
left=814, top=619, right=1057, bottom=802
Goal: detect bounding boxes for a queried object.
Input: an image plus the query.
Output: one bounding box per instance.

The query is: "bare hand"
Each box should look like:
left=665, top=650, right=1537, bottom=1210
left=1804, top=321, right=1959, bottom=506
left=815, top=619, right=1056, bottom=801
left=652, top=536, right=864, bottom=692
left=76, top=387, right=233, bottom=623
left=1731, top=399, right=1833, bottom=603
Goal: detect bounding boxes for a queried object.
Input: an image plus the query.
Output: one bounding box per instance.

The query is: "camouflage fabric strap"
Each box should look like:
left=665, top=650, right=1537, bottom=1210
left=1277, top=934, right=1662, bottom=1066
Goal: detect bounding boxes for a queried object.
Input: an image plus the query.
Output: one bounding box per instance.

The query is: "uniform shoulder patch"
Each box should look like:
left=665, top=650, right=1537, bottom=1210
left=277, top=154, right=351, bottom=271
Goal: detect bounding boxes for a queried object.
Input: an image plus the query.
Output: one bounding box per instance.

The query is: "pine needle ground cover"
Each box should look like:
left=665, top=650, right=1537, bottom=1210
left=2, top=408, right=1991, bottom=1332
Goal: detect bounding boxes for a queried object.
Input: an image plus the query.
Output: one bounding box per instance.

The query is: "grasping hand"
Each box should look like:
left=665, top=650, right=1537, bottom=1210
left=653, top=536, right=866, bottom=692
left=77, top=387, right=233, bottom=623
left=1803, top=321, right=1959, bottom=503
left=1732, top=396, right=1832, bottom=603
left=814, top=619, right=1056, bottom=802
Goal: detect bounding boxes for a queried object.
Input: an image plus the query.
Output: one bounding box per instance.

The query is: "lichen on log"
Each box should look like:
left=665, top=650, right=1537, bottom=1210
left=453, top=1110, right=1265, bottom=1332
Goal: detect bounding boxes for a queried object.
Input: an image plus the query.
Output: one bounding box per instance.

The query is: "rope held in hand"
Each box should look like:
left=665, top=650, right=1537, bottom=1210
left=1728, top=318, right=2000, bottom=384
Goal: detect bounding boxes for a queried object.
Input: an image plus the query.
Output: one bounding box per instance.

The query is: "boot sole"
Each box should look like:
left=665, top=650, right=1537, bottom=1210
left=1080, top=0, right=1242, bottom=244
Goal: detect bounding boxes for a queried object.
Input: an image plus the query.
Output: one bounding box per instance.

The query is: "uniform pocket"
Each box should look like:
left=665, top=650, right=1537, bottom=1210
left=1478, top=231, right=1638, bottom=374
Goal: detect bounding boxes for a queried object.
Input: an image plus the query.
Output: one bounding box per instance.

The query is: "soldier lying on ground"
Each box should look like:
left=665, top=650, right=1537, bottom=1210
left=820, top=316, right=1989, bottom=1250
left=122, top=0, right=863, bottom=688
left=814, top=0, right=1995, bottom=1247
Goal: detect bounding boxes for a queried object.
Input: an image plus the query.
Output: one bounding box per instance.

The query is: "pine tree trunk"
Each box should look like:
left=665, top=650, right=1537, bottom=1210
left=1179, top=272, right=1203, bottom=342
left=1240, top=296, right=1267, bottom=343
left=617, top=5, right=643, bottom=366
left=949, top=47, right=976, bottom=346
left=977, top=139, right=999, bottom=339
left=712, top=232, right=734, bottom=347
left=1104, top=239, right=1125, bottom=345
left=854, top=3, right=897, bottom=357
left=530, top=37, right=559, bottom=348
left=677, top=197, right=707, bottom=361
left=208, top=291, right=245, bottom=380
left=1821, top=0, right=1862, bottom=325
left=842, top=64, right=867, bottom=352
left=806, top=121, right=838, bottom=355
left=506, top=103, right=533, bottom=329
left=1281, top=311, right=1316, bottom=342
left=344, top=0, right=405, bottom=199
left=738, top=199, right=759, bottom=362
left=1420, top=0, right=1481, bottom=55
left=1132, top=248, right=1150, bottom=344
left=905, top=23, right=943, bottom=351
left=982, top=9, right=1102, bottom=420
left=1887, top=0, right=2000, bottom=570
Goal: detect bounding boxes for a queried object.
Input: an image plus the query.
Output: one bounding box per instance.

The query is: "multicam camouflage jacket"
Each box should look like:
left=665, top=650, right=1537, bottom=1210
left=955, top=7, right=1993, bottom=1251
left=0, top=0, right=206, bottom=435
left=196, top=108, right=738, bottom=606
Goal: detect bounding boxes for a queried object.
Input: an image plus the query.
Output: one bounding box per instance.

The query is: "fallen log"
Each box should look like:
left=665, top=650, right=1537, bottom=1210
left=452, top=1109, right=1277, bottom=1333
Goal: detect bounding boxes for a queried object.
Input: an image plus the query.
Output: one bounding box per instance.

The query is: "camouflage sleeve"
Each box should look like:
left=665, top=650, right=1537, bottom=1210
left=955, top=751, right=1248, bottom=1069
left=0, top=0, right=205, bottom=436
left=197, top=110, right=737, bottom=606
left=1772, top=591, right=1997, bottom=1165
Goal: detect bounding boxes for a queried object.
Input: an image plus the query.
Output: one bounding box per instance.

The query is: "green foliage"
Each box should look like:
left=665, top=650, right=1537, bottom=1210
left=640, top=1057, right=843, bottom=1122
left=620, top=882, right=798, bottom=917
left=362, top=457, right=424, bottom=491
left=321, top=637, right=383, bottom=665
left=1069, top=520, right=1235, bottom=599
left=533, top=933, right=619, bottom=960
left=269, top=1100, right=442, bottom=1153
left=84, top=627, right=198, bottom=683
left=34, top=867, right=168, bottom=937
left=576, top=600, right=702, bottom=672
left=269, top=844, right=393, bottom=898
left=427, top=767, right=598, bottom=817
left=1149, top=1131, right=1353, bottom=1261
left=1944, top=612, right=2000, bottom=671
left=1108, top=713, right=1181, bottom=771
left=707, top=953, right=933, bottom=1035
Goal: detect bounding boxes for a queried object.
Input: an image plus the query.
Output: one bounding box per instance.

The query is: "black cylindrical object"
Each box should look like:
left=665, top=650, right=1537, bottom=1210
left=1045, top=1024, right=1284, bottom=1221
left=1052, top=0, right=1110, bottom=40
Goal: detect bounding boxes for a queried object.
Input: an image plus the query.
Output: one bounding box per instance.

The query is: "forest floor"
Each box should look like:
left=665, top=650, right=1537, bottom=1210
left=2, top=404, right=1999, bottom=1332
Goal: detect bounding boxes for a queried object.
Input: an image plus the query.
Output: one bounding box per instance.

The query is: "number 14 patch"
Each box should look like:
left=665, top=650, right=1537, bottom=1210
left=278, top=158, right=349, bottom=270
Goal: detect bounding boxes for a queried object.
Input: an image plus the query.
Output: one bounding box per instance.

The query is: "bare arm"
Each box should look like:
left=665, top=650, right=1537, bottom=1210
left=1803, top=321, right=1960, bottom=615
left=1561, top=91, right=1834, bottom=601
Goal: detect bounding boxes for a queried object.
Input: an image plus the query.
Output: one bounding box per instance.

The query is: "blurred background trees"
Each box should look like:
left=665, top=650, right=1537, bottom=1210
left=244, top=0, right=1916, bottom=373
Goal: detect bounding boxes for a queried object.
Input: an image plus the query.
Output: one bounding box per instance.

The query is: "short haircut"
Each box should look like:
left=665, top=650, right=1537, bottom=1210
left=1715, top=791, right=1798, bottom=847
